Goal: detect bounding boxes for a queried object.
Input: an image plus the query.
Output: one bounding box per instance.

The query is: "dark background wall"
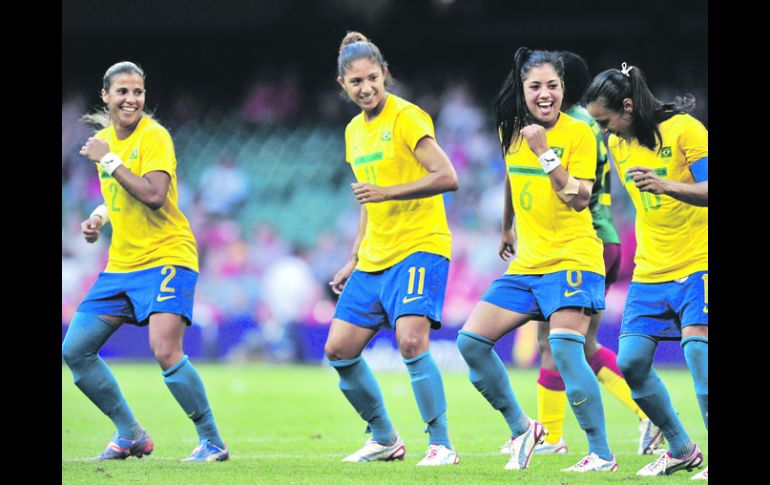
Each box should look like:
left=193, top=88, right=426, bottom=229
left=63, top=0, right=708, bottom=120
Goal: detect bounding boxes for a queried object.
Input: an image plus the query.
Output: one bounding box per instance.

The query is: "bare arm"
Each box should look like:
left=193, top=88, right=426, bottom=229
left=627, top=165, right=708, bottom=207
left=499, top=176, right=516, bottom=261
left=329, top=206, right=368, bottom=294
left=80, top=137, right=171, bottom=210
left=351, top=136, right=459, bottom=204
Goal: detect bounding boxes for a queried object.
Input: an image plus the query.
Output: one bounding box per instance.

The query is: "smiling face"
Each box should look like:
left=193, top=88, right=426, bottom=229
left=337, top=58, right=388, bottom=118
left=587, top=97, right=634, bottom=139
left=101, top=72, right=145, bottom=134
left=523, top=63, right=563, bottom=128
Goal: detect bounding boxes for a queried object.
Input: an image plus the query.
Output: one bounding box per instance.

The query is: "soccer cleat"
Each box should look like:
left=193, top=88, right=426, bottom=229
left=533, top=436, right=568, bottom=455
left=636, top=445, right=703, bottom=476
left=691, top=466, right=708, bottom=480
left=416, top=444, right=459, bottom=466
left=181, top=440, right=229, bottom=462
left=638, top=419, right=666, bottom=454
left=503, top=419, right=547, bottom=470
left=561, top=452, right=618, bottom=472
left=92, top=430, right=154, bottom=461
left=342, top=436, right=406, bottom=462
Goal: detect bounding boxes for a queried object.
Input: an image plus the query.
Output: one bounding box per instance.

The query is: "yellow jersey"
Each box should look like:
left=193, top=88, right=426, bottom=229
left=505, top=112, right=604, bottom=276
left=94, top=116, right=199, bottom=273
left=608, top=113, right=708, bottom=283
left=344, top=94, right=452, bottom=272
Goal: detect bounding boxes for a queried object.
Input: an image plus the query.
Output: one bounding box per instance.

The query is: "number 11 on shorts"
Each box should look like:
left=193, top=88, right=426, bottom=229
left=407, top=266, right=425, bottom=296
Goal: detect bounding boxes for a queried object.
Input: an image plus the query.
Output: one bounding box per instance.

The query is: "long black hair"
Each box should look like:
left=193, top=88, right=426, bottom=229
left=585, top=64, right=695, bottom=151
left=557, top=50, right=591, bottom=110
left=494, top=47, right=564, bottom=156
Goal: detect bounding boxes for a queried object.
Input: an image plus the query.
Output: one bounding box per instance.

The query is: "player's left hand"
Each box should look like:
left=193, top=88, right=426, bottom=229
left=352, top=182, right=391, bottom=204
left=80, top=137, right=111, bottom=162
left=520, top=124, right=550, bottom=156
left=626, top=166, right=669, bottom=195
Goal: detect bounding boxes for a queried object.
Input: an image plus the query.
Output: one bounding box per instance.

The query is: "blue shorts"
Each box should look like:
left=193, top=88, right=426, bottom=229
left=621, top=271, right=708, bottom=340
left=481, top=270, right=606, bottom=321
left=77, top=265, right=198, bottom=326
left=333, top=252, right=449, bottom=330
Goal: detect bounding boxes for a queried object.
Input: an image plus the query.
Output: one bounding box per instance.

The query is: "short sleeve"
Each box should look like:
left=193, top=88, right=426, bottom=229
left=679, top=115, right=708, bottom=166
left=566, top=122, right=597, bottom=180
left=344, top=123, right=353, bottom=165
left=396, top=107, right=435, bottom=152
left=140, top=126, right=175, bottom=177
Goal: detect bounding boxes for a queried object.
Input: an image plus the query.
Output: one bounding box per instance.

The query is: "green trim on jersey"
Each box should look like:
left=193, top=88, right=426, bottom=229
left=624, top=167, right=668, bottom=182
left=507, top=165, right=548, bottom=177
left=565, top=105, right=620, bottom=244
left=354, top=152, right=384, bottom=165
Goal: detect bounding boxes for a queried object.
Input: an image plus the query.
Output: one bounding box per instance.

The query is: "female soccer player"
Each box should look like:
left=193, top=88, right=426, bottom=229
left=62, top=61, right=228, bottom=462
left=508, top=50, right=663, bottom=458
left=325, top=31, right=460, bottom=466
left=586, top=63, right=708, bottom=479
left=457, top=47, right=617, bottom=473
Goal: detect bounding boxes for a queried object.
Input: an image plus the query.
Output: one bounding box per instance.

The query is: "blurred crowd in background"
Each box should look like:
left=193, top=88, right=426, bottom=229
left=62, top=68, right=707, bottom=362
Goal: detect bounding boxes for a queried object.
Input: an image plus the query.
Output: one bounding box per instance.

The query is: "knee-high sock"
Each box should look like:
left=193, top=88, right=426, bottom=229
left=457, top=330, right=529, bottom=437
left=405, top=351, right=451, bottom=448
left=537, top=368, right=567, bottom=444
left=163, top=355, right=224, bottom=448
left=329, top=356, right=397, bottom=445
left=617, top=335, right=694, bottom=458
left=588, top=347, right=648, bottom=421
left=681, top=336, right=708, bottom=430
left=62, top=312, right=142, bottom=439
left=549, top=333, right=611, bottom=461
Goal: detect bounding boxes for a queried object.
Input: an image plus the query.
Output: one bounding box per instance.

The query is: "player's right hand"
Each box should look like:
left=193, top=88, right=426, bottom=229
left=81, top=216, right=103, bottom=243
left=498, top=230, right=516, bottom=261
left=329, top=259, right=357, bottom=295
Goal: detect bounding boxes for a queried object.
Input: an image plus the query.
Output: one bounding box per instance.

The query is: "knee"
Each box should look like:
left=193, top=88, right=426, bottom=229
left=616, top=349, right=652, bottom=382
left=536, top=333, right=551, bottom=356
left=151, top=339, right=183, bottom=369
left=61, top=339, right=82, bottom=367
left=456, top=331, right=488, bottom=363
left=397, top=332, right=427, bottom=360
left=324, top=342, right=355, bottom=362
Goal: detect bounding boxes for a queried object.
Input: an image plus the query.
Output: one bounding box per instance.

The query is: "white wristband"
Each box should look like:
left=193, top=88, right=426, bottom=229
left=538, top=150, right=562, bottom=174
left=99, top=152, right=123, bottom=175
left=89, top=204, right=109, bottom=225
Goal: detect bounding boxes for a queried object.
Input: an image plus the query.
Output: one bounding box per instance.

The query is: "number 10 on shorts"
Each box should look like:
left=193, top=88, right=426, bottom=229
left=407, top=266, right=426, bottom=296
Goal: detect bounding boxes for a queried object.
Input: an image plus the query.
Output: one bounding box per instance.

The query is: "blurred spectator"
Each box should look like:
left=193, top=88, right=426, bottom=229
left=197, top=152, right=250, bottom=218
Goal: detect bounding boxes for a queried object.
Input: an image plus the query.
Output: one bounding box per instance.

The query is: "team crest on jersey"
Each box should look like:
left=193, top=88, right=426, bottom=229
left=550, top=146, right=564, bottom=158
left=129, top=149, right=139, bottom=160
left=660, top=146, right=672, bottom=158
left=381, top=130, right=392, bottom=142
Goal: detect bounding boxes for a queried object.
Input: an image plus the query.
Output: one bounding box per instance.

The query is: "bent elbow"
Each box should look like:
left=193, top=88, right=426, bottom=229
left=445, top=172, right=460, bottom=192
left=571, top=199, right=589, bottom=212
left=145, top=194, right=166, bottom=211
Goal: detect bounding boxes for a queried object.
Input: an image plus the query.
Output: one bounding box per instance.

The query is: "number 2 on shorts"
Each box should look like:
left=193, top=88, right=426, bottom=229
left=158, top=265, right=177, bottom=297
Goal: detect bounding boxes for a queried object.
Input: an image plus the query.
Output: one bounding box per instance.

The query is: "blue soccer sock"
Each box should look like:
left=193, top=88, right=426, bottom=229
left=549, top=333, right=611, bottom=461
left=404, top=351, right=451, bottom=449
left=329, top=356, right=398, bottom=446
left=62, top=312, right=143, bottom=440
left=163, top=355, right=224, bottom=449
left=457, top=330, right=529, bottom=437
left=618, top=334, right=694, bottom=458
left=681, top=336, right=708, bottom=430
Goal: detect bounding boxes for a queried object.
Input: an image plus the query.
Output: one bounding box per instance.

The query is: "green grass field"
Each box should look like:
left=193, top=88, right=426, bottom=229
left=62, top=362, right=707, bottom=484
